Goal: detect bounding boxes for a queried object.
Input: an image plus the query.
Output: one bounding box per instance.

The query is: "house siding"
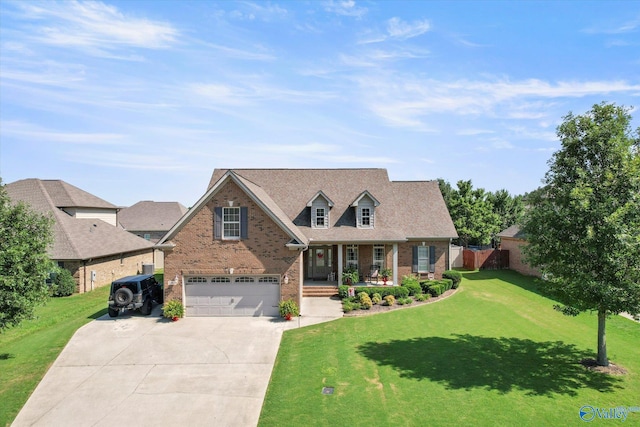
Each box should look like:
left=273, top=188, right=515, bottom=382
left=163, top=180, right=303, bottom=308
left=60, top=249, right=155, bottom=293
left=397, top=240, right=449, bottom=279
left=500, top=237, right=541, bottom=277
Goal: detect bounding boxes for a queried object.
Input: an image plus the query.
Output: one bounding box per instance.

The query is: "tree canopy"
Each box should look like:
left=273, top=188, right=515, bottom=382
left=439, top=179, right=523, bottom=247
left=0, top=180, right=54, bottom=331
left=522, top=102, right=640, bottom=366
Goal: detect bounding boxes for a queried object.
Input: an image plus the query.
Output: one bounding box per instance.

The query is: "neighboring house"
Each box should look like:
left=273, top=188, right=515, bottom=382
left=158, top=169, right=458, bottom=317
left=118, top=201, right=188, bottom=270
left=118, top=201, right=188, bottom=243
left=497, top=225, right=541, bottom=277
left=5, top=179, right=156, bottom=293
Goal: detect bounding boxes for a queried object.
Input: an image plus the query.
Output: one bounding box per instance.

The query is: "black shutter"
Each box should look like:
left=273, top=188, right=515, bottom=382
left=240, top=207, right=248, bottom=239
left=412, top=246, right=418, bottom=273
left=214, top=207, right=222, bottom=239
left=429, top=245, right=436, bottom=273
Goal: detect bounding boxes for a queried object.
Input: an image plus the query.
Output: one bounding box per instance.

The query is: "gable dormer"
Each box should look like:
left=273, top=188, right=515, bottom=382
left=351, top=191, right=380, bottom=229
left=307, top=191, right=334, bottom=229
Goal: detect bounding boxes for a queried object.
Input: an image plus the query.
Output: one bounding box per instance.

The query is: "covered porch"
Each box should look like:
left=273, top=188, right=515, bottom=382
left=302, top=242, right=399, bottom=295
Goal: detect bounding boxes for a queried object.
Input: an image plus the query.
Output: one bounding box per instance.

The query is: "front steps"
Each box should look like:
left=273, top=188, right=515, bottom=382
left=303, top=286, right=339, bottom=297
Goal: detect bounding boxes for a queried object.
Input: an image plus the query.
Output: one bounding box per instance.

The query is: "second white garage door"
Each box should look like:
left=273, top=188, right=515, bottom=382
left=184, top=275, right=280, bottom=317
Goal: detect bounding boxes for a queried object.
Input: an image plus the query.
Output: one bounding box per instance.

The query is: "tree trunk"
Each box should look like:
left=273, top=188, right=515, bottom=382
left=597, top=309, right=608, bottom=366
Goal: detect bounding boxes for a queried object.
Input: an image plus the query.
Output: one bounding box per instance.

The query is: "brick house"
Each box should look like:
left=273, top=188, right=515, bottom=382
left=158, top=169, right=458, bottom=317
left=5, top=179, right=156, bottom=293
left=497, top=225, right=541, bottom=277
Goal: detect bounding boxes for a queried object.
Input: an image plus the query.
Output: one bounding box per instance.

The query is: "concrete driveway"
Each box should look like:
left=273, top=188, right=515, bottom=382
left=13, top=298, right=342, bottom=427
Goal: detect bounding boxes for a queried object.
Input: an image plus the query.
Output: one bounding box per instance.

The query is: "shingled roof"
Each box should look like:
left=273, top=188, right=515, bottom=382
left=119, top=201, right=188, bottom=232
left=497, top=224, right=526, bottom=239
left=185, top=168, right=456, bottom=243
left=5, top=179, right=153, bottom=260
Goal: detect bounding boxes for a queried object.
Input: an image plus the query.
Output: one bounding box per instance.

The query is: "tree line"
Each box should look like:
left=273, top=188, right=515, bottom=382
left=438, top=178, right=526, bottom=248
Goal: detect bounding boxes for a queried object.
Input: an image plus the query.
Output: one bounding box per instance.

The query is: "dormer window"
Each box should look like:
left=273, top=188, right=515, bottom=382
left=351, top=190, right=380, bottom=229
left=307, top=190, right=334, bottom=229
left=315, top=207, right=327, bottom=228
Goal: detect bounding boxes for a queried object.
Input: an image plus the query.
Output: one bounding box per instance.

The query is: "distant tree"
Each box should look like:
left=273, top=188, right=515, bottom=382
left=522, top=102, right=640, bottom=366
left=487, top=189, right=525, bottom=232
left=0, top=180, right=54, bottom=331
left=446, top=180, right=501, bottom=247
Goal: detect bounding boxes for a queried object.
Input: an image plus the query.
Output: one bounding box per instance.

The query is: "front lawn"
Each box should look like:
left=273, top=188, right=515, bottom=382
left=0, top=286, right=110, bottom=427
left=259, top=270, right=640, bottom=426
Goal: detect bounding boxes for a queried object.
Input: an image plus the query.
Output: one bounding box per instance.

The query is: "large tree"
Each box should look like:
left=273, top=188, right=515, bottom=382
left=0, top=180, right=54, bottom=331
left=445, top=180, right=501, bottom=247
left=522, top=102, right=640, bottom=366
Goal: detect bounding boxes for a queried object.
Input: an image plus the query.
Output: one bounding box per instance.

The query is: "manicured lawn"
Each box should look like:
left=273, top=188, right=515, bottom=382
left=0, top=286, right=110, bottom=427
left=259, top=270, right=640, bottom=426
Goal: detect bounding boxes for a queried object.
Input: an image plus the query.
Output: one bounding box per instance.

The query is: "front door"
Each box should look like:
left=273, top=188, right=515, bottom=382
left=308, top=247, right=332, bottom=280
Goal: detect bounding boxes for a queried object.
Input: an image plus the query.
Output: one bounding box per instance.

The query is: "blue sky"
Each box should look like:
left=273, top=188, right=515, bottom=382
left=1, top=1, right=639, bottom=207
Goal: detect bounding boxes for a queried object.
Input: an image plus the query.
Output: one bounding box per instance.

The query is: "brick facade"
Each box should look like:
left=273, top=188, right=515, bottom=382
left=500, top=238, right=541, bottom=277
left=61, top=249, right=155, bottom=293
left=397, top=240, right=450, bottom=280
left=163, top=180, right=303, bottom=306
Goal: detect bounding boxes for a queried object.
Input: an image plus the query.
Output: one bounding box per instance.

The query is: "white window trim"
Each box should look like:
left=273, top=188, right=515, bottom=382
left=373, top=244, right=385, bottom=268
left=357, top=206, right=374, bottom=229
left=313, top=206, right=329, bottom=229
left=417, top=246, right=429, bottom=273
left=346, top=245, right=359, bottom=269
left=222, top=206, right=241, bottom=240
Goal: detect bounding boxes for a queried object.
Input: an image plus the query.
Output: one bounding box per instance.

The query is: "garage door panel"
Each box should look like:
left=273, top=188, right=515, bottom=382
left=185, top=277, right=279, bottom=317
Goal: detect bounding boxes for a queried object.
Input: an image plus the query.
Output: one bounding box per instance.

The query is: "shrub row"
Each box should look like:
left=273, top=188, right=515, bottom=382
left=442, top=270, right=462, bottom=289
left=339, top=285, right=409, bottom=299
left=419, top=279, right=453, bottom=297
left=400, top=275, right=422, bottom=296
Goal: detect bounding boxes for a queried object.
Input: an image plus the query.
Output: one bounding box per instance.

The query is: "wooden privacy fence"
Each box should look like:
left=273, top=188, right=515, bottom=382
left=463, top=249, right=509, bottom=270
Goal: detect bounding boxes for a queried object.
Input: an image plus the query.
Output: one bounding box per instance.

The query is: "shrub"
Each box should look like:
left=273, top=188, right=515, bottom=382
left=358, top=292, right=373, bottom=309
left=402, top=274, right=422, bottom=296
left=279, top=299, right=300, bottom=318
left=371, top=293, right=382, bottom=305
left=443, top=270, right=462, bottom=289
left=163, top=300, right=185, bottom=319
left=441, top=278, right=454, bottom=291
left=383, top=295, right=395, bottom=306
left=342, top=267, right=360, bottom=285
left=342, top=300, right=354, bottom=313
left=50, top=268, right=76, bottom=297
left=338, top=285, right=349, bottom=298
left=350, top=286, right=409, bottom=299
left=415, top=293, right=430, bottom=302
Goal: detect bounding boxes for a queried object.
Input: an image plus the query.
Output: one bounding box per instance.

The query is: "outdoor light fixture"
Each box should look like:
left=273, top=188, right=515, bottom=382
left=283, top=274, right=289, bottom=284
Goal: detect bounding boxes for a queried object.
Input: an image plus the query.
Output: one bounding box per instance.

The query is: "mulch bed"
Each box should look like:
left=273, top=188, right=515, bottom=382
left=342, top=287, right=459, bottom=317
left=580, top=359, right=628, bottom=375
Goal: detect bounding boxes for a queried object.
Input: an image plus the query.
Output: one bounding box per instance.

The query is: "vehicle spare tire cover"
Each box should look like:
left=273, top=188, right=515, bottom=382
left=114, top=288, right=134, bottom=305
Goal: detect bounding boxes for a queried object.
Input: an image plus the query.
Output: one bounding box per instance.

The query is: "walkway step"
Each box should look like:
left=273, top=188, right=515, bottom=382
left=303, top=286, right=339, bottom=297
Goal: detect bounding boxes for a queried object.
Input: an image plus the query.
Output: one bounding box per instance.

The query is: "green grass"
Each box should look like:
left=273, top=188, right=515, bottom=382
left=0, top=286, right=110, bottom=427
left=259, top=270, right=640, bottom=426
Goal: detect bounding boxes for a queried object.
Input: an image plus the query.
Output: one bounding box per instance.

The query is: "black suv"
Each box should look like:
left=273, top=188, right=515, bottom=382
left=108, top=274, right=163, bottom=318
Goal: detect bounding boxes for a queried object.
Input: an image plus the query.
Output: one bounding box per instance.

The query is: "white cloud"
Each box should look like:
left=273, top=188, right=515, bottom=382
left=0, top=120, right=125, bottom=144
left=324, top=0, right=367, bottom=18
left=386, top=17, right=430, bottom=40
left=228, top=2, right=288, bottom=21
left=10, top=1, right=179, bottom=55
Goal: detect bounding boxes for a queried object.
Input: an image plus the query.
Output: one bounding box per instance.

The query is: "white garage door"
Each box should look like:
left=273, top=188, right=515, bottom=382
left=184, top=276, right=280, bottom=317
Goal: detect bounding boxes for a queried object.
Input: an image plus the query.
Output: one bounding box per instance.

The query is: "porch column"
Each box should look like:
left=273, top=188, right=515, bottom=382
left=337, top=244, right=343, bottom=285
left=392, top=243, right=398, bottom=285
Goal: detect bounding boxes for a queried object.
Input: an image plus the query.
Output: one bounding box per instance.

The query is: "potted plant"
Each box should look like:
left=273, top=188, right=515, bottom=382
left=341, top=267, right=359, bottom=285
left=278, top=299, right=300, bottom=320
left=163, top=299, right=185, bottom=321
left=381, top=268, right=392, bottom=285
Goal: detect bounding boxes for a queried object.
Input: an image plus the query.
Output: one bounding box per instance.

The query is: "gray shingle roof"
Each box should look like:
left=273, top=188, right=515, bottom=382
left=206, top=168, right=458, bottom=242
left=497, top=225, right=526, bottom=239
left=118, top=201, right=188, bottom=232
left=5, top=179, right=153, bottom=260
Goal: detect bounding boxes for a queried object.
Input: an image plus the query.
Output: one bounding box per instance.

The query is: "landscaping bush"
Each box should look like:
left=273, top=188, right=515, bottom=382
left=396, top=297, right=413, bottom=305
left=415, top=293, right=430, bottom=302
left=371, top=293, right=382, bottom=305
left=401, top=276, right=422, bottom=296
left=340, top=285, right=408, bottom=300
left=443, top=270, right=462, bottom=289
left=338, top=285, right=349, bottom=299
left=383, top=295, right=395, bottom=306
left=50, top=268, right=76, bottom=297
left=342, top=300, right=355, bottom=313
left=358, top=292, right=373, bottom=310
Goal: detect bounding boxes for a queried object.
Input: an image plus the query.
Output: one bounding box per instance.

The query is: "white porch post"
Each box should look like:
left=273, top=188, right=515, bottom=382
left=337, top=244, right=343, bottom=285
left=392, top=243, right=398, bottom=285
